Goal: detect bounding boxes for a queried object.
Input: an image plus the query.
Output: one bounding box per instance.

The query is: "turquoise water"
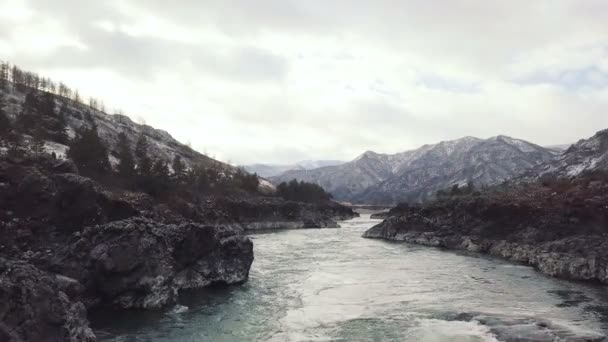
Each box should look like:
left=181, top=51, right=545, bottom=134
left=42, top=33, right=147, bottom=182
left=94, top=215, right=608, bottom=341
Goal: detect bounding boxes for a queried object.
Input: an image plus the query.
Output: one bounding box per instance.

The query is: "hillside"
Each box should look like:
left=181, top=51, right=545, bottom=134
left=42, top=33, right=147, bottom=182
left=0, top=80, right=227, bottom=172
left=535, top=128, right=608, bottom=178
left=272, top=136, right=557, bottom=204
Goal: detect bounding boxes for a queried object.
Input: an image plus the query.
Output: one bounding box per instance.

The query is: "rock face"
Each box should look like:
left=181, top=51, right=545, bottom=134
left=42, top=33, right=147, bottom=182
left=0, top=156, right=137, bottom=233
left=363, top=177, right=608, bottom=284
left=0, top=258, right=96, bottom=342
left=272, top=136, right=556, bottom=204
left=0, top=156, right=255, bottom=340
left=55, top=217, right=253, bottom=310
left=194, top=197, right=358, bottom=231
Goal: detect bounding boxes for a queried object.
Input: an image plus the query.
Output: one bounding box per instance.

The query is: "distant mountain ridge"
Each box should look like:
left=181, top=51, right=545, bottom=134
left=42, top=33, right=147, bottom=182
left=242, top=160, right=344, bottom=177
left=534, top=128, right=608, bottom=178
left=271, top=135, right=557, bottom=204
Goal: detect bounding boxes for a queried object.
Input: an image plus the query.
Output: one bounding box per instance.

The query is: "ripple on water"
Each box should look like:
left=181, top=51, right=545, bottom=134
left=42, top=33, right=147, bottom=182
left=94, top=215, right=608, bottom=341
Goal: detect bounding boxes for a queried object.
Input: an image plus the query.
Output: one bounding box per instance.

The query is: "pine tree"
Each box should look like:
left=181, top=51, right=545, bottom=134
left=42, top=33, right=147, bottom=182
left=172, top=155, right=185, bottom=180
left=0, top=61, right=9, bottom=90
left=135, top=133, right=152, bottom=177
left=41, top=92, right=56, bottom=117
left=6, top=131, right=23, bottom=158
left=30, top=126, right=46, bottom=155
left=45, top=96, right=69, bottom=144
left=152, top=159, right=170, bottom=179
left=53, top=111, right=69, bottom=144
left=116, top=132, right=135, bottom=179
left=12, top=65, right=23, bottom=90
left=73, top=90, right=81, bottom=105
left=16, top=92, right=39, bottom=133
left=146, top=158, right=170, bottom=196
left=0, top=95, right=11, bottom=140
left=67, top=125, right=111, bottom=177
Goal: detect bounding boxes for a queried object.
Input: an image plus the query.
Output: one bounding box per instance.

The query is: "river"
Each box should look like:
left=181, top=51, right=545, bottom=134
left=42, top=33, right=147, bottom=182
left=94, top=214, right=608, bottom=341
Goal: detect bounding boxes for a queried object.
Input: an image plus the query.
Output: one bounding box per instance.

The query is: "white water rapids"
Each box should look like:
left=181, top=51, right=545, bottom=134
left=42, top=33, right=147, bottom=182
left=94, top=214, right=608, bottom=341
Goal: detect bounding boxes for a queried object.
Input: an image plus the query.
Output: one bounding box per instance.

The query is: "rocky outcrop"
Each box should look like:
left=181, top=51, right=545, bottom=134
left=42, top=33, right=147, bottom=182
left=0, top=155, right=137, bottom=233
left=53, top=217, right=253, bottom=310
left=0, top=258, right=96, bottom=342
left=369, top=211, right=390, bottom=220
left=0, top=156, right=255, bottom=341
left=363, top=176, right=608, bottom=284
left=194, top=197, right=358, bottom=231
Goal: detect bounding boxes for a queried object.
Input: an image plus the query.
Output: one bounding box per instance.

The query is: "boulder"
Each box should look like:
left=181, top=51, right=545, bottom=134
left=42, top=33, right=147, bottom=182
left=0, top=258, right=96, bottom=342
left=0, top=159, right=137, bottom=232
left=55, top=217, right=254, bottom=310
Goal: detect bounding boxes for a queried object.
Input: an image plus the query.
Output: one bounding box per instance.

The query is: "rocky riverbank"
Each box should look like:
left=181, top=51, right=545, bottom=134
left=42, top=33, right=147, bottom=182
left=0, top=154, right=355, bottom=341
left=197, top=197, right=358, bottom=231
left=363, top=175, right=608, bottom=284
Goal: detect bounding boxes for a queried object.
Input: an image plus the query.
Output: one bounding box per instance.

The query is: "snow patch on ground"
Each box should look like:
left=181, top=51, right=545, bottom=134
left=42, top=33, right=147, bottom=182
left=43, top=141, right=68, bottom=159
left=497, top=136, right=539, bottom=153
left=258, top=178, right=277, bottom=194
left=565, top=156, right=601, bottom=177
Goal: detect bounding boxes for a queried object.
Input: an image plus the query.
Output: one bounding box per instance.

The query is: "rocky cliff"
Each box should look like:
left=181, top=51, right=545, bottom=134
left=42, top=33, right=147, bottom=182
left=363, top=175, right=608, bottom=284
left=0, top=155, right=254, bottom=341
left=0, top=258, right=96, bottom=342
left=0, top=151, right=356, bottom=341
left=195, top=197, right=357, bottom=230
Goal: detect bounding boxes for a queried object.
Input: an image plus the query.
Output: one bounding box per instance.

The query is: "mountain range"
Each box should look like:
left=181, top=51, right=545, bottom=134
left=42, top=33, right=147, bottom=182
left=242, top=160, right=344, bottom=177
left=4, top=72, right=604, bottom=207
left=271, top=135, right=573, bottom=204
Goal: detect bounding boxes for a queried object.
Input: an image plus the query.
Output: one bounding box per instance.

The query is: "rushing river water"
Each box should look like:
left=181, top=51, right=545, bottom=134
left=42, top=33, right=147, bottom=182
left=94, top=214, right=608, bottom=341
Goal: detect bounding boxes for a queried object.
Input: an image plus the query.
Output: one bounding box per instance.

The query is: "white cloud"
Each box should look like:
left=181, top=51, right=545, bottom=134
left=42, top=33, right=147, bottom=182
left=2, top=0, right=608, bottom=164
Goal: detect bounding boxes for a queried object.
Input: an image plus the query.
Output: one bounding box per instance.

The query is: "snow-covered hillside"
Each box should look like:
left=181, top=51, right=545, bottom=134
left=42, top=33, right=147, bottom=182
left=1, top=84, right=230, bottom=172
left=535, top=129, right=608, bottom=178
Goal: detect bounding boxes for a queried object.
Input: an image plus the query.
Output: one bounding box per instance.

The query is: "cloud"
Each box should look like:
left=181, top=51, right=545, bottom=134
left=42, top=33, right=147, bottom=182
left=2, top=0, right=608, bottom=164
left=416, top=74, right=481, bottom=94
left=514, top=66, right=608, bottom=91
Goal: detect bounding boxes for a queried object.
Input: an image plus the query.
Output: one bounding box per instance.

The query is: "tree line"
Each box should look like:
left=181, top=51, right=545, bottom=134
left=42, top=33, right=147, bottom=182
left=64, top=121, right=260, bottom=199
left=276, top=179, right=333, bottom=203
left=1, top=61, right=107, bottom=112
left=436, top=181, right=482, bottom=199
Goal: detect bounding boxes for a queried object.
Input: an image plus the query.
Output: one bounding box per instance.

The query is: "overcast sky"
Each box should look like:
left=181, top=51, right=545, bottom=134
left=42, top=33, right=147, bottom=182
left=1, top=1, right=608, bottom=164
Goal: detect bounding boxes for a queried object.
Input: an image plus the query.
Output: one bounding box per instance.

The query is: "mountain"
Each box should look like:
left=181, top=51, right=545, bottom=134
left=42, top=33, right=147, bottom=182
left=243, top=160, right=344, bottom=177
left=544, top=144, right=572, bottom=154
left=535, top=129, right=608, bottom=178
left=1, top=81, right=228, bottom=172
left=272, top=136, right=557, bottom=204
